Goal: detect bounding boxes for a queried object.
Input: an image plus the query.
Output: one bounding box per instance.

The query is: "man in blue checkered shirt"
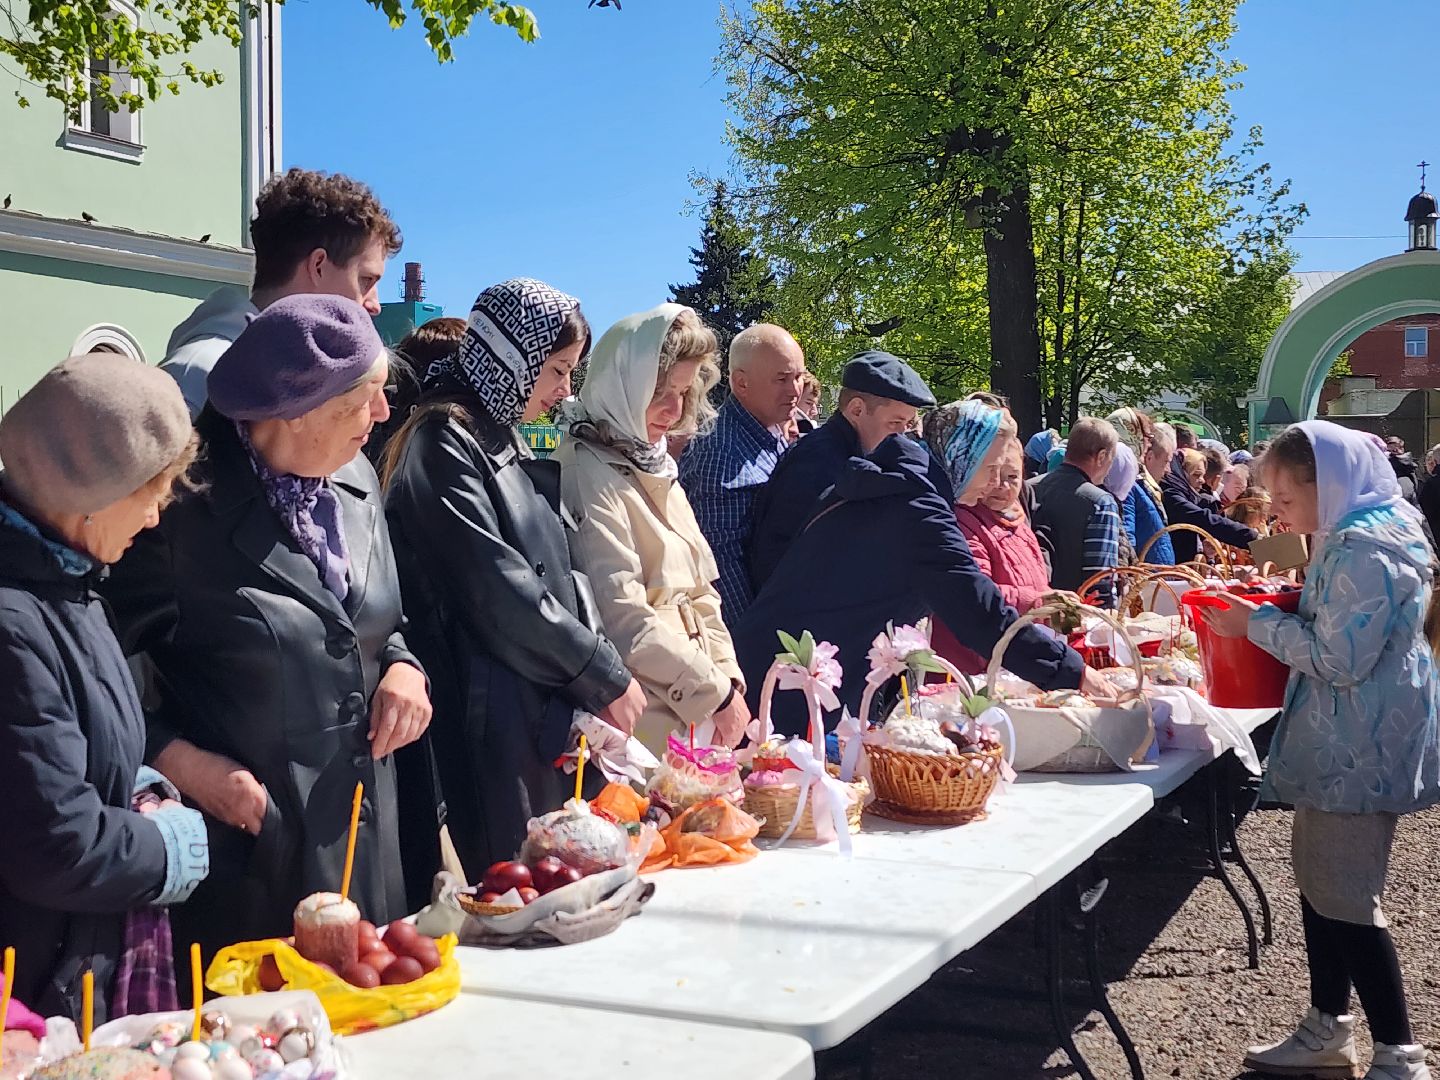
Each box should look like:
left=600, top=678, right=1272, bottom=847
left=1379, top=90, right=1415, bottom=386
left=680, top=324, right=807, bottom=625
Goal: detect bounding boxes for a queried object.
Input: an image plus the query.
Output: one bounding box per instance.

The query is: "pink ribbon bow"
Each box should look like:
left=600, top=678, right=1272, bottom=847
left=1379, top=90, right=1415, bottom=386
left=772, top=739, right=855, bottom=857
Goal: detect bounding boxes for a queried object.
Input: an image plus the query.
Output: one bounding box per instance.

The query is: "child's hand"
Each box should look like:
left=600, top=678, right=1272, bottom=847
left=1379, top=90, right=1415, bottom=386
left=1198, top=592, right=1260, bottom=638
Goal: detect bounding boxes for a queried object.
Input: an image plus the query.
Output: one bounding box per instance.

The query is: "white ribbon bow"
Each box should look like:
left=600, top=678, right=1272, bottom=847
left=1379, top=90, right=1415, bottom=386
left=560, top=712, right=661, bottom=785
left=834, top=709, right=869, bottom=783
left=772, top=740, right=854, bottom=857
left=974, top=705, right=1018, bottom=785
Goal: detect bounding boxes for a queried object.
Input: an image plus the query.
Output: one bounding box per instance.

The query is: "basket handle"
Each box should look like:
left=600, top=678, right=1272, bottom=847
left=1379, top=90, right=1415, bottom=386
left=1138, top=523, right=1234, bottom=576
left=757, top=658, right=826, bottom=763
left=985, top=602, right=1146, bottom=704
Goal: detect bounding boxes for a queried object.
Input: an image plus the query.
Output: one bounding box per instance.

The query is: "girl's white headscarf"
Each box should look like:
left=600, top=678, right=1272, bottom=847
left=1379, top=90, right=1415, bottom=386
left=1296, top=419, right=1424, bottom=540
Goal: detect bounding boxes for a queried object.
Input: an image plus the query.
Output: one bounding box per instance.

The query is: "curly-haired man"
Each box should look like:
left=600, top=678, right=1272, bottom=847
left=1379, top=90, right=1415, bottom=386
left=162, top=168, right=403, bottom=417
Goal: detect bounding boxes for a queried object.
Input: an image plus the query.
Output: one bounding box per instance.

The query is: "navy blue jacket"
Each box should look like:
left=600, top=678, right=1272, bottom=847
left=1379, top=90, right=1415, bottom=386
left=1160, top=456, right=1257, bottom=562
left=733, top=435, right=1085, bottom=735
left=0, top=502, right=169, bottom=1023
left=748, top=413, right=860, bottom=592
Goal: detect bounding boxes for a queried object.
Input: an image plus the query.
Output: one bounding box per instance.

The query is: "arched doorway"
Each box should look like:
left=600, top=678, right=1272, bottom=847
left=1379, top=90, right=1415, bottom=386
left=1244, top=250, right=1440, bottom=432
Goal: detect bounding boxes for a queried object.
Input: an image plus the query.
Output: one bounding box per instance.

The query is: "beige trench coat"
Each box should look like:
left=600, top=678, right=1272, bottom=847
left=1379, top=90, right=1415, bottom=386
left=554, top=436, right=744, bottom=753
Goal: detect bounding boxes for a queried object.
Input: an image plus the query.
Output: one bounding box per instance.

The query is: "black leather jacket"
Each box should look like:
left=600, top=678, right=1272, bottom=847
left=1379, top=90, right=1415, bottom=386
left=383, top=389, right=630, bottom=872
left=104, top=406, right=418, bottom=952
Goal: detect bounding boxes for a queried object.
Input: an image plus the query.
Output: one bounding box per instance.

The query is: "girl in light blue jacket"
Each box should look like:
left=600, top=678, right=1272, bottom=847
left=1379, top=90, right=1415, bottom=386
left=1202, top=421, right=1440, bottom=1080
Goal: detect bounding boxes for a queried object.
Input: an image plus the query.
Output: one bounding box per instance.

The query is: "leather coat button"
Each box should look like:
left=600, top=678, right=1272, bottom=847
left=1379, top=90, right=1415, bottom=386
left=535, top=561, right=546, bottom=577
left=344, top=691, right=367, bottom=715
left=670, top=688, right=684, bottom=702
left=351, top=752, right=370, bottom=769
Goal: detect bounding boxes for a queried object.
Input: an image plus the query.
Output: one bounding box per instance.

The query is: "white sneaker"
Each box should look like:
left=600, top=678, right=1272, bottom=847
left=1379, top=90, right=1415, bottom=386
left=1243, top=1006, right=1361, bottom=1078
left=1365, top=1043, right=1432, bottom=1080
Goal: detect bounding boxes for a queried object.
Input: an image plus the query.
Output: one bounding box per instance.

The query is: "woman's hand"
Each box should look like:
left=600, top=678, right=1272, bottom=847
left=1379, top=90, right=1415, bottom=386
left=598, top=677, right=647, bottom=737
left=1198, top=592, right=1260, bottom=639
left=1080, top=667, right=1124, bottom=704
left=153, top=740, right=266, bottom=834
left=369, top=662, right=433, bottom=759
left=711, top=690, right=753, bottom=748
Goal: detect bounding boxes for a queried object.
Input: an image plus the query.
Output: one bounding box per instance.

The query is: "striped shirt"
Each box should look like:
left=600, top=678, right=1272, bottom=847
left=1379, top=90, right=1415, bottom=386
left=679, top=396, right=788, bottom=623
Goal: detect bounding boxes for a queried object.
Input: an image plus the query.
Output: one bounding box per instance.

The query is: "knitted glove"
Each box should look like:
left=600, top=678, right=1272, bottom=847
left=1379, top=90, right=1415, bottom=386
left=147, top=803, right=210, bottom=905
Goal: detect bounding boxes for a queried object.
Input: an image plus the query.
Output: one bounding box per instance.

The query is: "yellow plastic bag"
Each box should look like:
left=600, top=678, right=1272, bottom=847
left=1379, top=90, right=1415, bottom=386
left=205, top=934, right=460, bottom=1035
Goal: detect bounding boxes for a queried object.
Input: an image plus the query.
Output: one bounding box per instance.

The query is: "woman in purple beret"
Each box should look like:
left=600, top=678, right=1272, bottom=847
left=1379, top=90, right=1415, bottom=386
left=104, top=294, right=434, bottom=957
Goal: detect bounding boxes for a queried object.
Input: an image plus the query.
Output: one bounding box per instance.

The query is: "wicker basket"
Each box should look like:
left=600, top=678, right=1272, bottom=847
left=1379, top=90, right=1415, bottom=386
left=1138, top=522, right=1235, bottom=575
left=989, top=603, right=1153, bottom=773
left=455, top=893, right=524, bottom=917
left=745, top=763, right=868, bottom=839
left=863, top=741, right=1005, bottom=820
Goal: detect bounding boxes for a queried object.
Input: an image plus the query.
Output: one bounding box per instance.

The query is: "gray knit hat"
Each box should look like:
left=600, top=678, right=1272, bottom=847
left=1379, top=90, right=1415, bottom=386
left=207, top=294, right=386, bottom=421
left=0, top=353, right=193, bottom=516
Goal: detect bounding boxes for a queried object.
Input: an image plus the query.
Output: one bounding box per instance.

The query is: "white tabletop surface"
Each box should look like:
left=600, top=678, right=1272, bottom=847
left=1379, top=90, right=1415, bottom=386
left=457, top=852, right=1034, bottom=1049
left=785, top=776, right=1152, bottom=892
left=343, top=994, right=815, bottom=1080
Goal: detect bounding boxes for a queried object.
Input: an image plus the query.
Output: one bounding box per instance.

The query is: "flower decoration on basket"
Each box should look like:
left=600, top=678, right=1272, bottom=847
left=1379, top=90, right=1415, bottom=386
left=858, top=624, right=1016, bottom=825
left=741, top=630, right=869, bottom=852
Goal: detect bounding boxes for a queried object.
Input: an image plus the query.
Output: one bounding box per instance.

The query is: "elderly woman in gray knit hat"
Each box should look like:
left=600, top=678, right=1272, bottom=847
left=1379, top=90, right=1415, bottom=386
left=104, top=294, right=433, bottom=959
left=0, top=354, right=209, bottom=1025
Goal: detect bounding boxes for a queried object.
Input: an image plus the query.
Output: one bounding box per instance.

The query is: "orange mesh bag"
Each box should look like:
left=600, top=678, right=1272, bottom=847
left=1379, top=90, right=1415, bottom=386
left=645, top=798, right=761, bottom=871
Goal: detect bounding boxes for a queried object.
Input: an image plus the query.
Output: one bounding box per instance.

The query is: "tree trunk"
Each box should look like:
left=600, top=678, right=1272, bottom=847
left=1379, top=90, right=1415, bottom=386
left=984, top=185, right=1044, bottom=436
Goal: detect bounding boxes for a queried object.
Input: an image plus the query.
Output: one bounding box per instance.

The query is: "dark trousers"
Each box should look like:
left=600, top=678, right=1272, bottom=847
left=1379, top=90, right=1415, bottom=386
left=1303, top=896, right=1414, bottom=1045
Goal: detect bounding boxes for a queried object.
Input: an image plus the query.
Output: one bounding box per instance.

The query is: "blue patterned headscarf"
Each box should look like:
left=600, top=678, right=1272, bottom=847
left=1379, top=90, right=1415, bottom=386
left=1025, top=429, right=1057, bottom=465
left=924, top=399, right=1005, bottom=503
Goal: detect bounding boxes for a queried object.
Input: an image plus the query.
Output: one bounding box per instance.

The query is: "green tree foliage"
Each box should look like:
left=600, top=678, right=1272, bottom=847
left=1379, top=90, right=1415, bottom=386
left=1, top=1, right=542, bottom=116
left=670, top=182, right=779, bottom=360
left=719, top=0, right=1303, bottom=434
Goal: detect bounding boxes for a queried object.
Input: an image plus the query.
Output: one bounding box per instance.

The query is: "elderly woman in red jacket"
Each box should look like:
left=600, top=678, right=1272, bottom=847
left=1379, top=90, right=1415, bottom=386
left=932, top=437, right=1053, bottom=676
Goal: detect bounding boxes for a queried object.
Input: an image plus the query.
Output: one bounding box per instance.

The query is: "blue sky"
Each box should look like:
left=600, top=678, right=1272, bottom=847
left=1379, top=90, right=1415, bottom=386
left=282, top=0, right=1435, bottom=338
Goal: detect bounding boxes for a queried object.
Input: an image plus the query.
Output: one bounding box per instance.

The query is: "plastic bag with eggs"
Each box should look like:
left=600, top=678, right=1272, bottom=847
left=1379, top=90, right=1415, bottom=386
left=33, top=990, right=345, bottom=1079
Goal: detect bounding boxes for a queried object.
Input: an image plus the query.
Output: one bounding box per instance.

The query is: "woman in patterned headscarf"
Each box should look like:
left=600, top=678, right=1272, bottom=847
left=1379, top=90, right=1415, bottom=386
left=382, top=279, right=646, bottom=875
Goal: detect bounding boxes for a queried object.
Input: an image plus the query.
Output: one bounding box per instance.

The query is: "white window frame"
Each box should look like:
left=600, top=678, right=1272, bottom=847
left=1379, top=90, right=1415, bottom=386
left=72, top=323, right=147, bottom=363
left=1404, top=326, right=1429, bottom=359
left=61, top=0, right=145, bottom=163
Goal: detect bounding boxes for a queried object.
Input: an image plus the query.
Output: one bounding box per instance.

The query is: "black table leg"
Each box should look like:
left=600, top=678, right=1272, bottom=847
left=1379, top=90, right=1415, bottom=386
left=1042, top=887, right=1099, bottom=1080
left=1078, top=870, right=1145, bottom=1080
left=1220, top=756, right=1275, bottom=946
left=1205, top=762, right=1260, bottom=969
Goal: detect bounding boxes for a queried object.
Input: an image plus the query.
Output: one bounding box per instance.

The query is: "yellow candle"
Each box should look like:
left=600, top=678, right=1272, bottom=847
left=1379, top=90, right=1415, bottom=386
left=340, top=781, right=363, bottom=900
left=574, top=734, right=588, bottom=802
left=81, top=970, right=93, bottom=1052
left=190, top=943, right=203, bottom=1043
left=900, top=674, right=914, bottom=717
left=1, top=946, right=15, bottom=1063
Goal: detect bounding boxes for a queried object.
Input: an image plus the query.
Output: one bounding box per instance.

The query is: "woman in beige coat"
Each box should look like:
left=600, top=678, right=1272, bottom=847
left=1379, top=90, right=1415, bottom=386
left=555, top=305, right=751, bottom=754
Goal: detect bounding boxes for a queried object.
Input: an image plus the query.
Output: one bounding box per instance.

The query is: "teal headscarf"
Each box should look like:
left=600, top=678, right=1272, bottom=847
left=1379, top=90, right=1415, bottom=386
left=924, top=399, right=1004, bottom=501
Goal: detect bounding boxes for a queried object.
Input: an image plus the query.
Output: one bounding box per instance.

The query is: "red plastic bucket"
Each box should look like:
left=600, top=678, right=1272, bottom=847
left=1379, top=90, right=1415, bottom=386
left=1181, top=588, right=1302, bottom=707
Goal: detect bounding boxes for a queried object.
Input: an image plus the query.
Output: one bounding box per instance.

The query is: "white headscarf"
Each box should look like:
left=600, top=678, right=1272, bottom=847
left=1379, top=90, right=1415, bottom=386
left=1297, top=420, right=1424, bottom=539
left=560, top=303, right=685, bottom=478
left=1105, top=441, right=1139, bottom=504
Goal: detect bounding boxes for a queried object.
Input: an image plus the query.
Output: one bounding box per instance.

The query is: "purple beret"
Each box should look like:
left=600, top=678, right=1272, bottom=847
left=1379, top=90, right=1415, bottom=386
left=207, top=294, right=385, bottom=421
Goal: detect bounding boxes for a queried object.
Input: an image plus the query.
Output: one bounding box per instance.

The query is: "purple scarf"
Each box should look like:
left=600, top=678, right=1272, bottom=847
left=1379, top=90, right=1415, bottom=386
left=111, top=790, right=178, bottom=1017
left=236, top=422, right=350, bottom=600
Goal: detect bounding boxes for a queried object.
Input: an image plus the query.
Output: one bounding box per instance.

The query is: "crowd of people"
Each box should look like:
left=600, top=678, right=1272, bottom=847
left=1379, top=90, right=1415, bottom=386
left=2, top=166, right=1438, bottom=1080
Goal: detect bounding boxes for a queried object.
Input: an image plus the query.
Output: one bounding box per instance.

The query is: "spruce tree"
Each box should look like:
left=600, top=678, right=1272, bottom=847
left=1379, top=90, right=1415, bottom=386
left=670, top=183, right=778, bottom=367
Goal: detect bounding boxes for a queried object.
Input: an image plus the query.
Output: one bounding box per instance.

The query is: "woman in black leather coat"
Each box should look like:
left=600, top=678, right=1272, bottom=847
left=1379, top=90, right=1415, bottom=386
left=105, top=296, right=432, bottom=957
left=383, top=278, right=645, bottom=876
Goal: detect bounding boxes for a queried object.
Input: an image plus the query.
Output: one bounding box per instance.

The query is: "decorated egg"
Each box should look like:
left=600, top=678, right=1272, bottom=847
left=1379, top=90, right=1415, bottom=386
left=208, top=1040, right=236, bottom=1061
left=239, top=1032, right=276, bottom=1058
left=266, top=1009, right=300, bottom=1036
left=277, top=1027, right=315, bottom=1064
left=215, top=1056, right=255, bottom=1080
left=176, top=1041, right=212, bottom=1061
left=201, top=1011, right=233, bottom=1041
left=248, top=1048, right=285, bottom=1073
left=172, top=1056, right=214, bottom=1080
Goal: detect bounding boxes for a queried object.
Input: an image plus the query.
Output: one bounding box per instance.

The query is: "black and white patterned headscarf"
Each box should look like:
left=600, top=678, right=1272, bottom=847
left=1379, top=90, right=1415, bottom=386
left=425, top=278, right=582, bottom=427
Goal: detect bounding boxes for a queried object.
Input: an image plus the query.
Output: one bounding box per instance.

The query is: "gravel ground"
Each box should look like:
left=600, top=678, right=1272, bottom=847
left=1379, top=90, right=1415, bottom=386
left=818, top=763, right=1439, bottom=1079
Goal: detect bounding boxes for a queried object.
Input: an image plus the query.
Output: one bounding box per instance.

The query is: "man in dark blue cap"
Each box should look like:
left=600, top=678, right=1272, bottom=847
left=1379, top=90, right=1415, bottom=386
left=747, top=350, right=936, bottom=591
